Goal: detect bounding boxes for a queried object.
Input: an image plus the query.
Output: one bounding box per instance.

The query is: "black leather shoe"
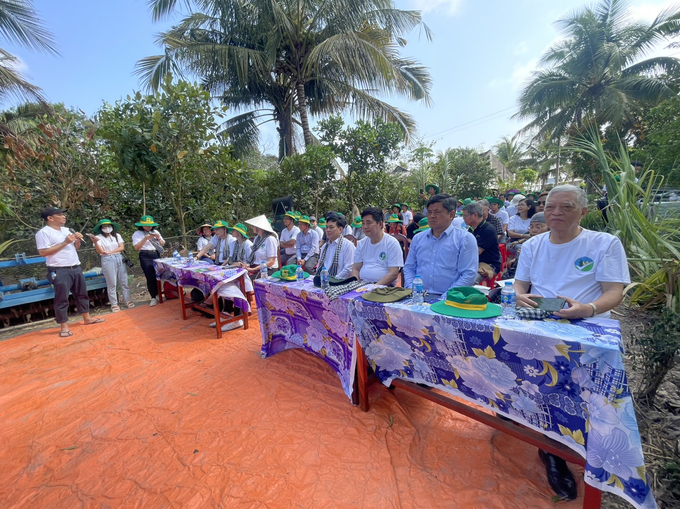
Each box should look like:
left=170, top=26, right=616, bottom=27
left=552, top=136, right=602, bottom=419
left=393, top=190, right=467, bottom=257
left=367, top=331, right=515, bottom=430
left=538, top=450, right=577, bottom=500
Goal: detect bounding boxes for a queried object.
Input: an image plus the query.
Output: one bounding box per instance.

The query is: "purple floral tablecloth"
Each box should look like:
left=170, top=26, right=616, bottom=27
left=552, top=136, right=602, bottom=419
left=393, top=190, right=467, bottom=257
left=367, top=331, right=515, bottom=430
left=254, top=278, right=369, bottom=401
left=154, top=258, right=249, bottom=311
left=347, top=295, right=656, bottom=509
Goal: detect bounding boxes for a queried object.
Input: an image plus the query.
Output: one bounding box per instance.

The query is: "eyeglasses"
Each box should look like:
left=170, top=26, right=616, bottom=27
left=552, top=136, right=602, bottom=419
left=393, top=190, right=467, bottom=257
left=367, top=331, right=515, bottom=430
left=537, top=201, right=546, bottom=205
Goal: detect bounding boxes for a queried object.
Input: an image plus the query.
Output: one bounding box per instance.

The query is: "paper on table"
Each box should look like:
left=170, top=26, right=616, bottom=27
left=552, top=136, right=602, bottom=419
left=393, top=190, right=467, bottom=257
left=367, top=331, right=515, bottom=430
left=496, top=278, right=515, bottom=287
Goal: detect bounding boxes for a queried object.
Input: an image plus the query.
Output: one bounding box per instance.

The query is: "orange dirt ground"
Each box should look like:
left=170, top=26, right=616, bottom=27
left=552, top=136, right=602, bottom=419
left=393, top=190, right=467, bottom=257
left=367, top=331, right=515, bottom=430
left=0, top=300, right=586, bottom=508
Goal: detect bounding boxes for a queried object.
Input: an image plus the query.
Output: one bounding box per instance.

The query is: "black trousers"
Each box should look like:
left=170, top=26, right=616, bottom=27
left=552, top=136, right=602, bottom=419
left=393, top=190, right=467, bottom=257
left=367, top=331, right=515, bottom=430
left=47, top=266, right=89, bottom=324
left=139, top=250, right=160, bottom=298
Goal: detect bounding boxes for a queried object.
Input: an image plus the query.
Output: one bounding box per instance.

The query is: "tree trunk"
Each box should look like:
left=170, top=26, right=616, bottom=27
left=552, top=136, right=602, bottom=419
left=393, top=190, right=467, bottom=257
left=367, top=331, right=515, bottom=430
left=277, top=107, right=295, bottom=161
left=296, top=81, right=313, bottom=148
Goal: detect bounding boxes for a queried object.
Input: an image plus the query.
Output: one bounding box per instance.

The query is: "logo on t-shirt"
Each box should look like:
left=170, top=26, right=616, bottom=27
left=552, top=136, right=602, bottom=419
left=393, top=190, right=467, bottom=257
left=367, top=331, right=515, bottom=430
left=574, top=257, right=594, bottom=272
left=379, top=252, right=386, bottom=260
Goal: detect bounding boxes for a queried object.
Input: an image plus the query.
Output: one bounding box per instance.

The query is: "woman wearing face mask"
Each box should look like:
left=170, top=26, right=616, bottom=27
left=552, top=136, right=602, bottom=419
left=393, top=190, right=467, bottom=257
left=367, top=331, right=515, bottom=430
left=91, top=218, right=134, bottom=312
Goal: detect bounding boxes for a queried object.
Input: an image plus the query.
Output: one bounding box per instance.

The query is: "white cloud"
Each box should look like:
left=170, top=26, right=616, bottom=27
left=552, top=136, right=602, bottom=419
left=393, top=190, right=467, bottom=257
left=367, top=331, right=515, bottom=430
left=628, top=1, right=676, bottom=23
left=514, top=41, right=528, bottom=56
left=407, top=0, right=463, bottom=16
left=0, top=54, right=29, bottom=74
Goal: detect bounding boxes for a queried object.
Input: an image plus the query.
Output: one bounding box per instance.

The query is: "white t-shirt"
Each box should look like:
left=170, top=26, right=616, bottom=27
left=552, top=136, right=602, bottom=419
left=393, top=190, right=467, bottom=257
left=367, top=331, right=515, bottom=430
left=132, top=230, right=165, bottom=251
left=515, top=229, right=630, bottom=318
left=506, top=205, right=517, bottom=217
left=342, top=224, right=352, bottom=236
left=35, top=226, right=80, bottom=267
left=354, top=233, right=404, bottom=284
left=197, top=236, right=214, bottom=253
left=508, top=215, right=532, bottom=233
left=209, top=234, right=236, bottom=264
left=280, top=226, right=300, bottom=255
left=253, top=235, right=279, bottom=269
left=402, top=210, right=413, bottom=224
left=491, top=209, right=509, bottom=226
left=96, top=233, right=124, bottom=256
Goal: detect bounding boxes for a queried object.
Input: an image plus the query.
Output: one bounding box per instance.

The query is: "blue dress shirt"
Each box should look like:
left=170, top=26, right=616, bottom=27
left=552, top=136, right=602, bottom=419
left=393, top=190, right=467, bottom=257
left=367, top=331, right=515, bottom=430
left=295, top=228, right=320, bottom=261
left=403, top=222, right=479, bottom=294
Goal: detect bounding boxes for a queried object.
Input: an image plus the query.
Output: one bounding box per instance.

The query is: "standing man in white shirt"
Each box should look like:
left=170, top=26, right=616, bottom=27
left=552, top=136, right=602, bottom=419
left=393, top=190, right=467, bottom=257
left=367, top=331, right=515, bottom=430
left=513, top=184, right=631, bottom=500
left=317, top=213, right=355, bottom=279
left=35, top=207, right=105, bottom=337
left=352, top=207, right=403, bottom=285
left=400, top=203, right=413, bottom=226
left=488, top=197, right=509, bottom=237
left=279, top=211, right=300, bottom=265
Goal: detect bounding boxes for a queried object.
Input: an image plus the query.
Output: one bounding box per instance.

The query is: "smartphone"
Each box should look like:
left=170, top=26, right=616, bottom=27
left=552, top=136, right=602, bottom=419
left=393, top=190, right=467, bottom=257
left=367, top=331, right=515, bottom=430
left=533, top=297, right=566, bottom=312
left=419, top=189, right=424, bottom=194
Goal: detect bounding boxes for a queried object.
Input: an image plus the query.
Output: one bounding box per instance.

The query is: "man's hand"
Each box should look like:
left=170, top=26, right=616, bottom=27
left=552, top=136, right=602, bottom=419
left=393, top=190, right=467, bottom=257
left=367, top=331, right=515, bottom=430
left=554, top=295, right=593, bottom=319
left=296, top=259, right=305, bottom=267
left=516, top=293, right=542, bottom=308
left=65, top=233, right=78, bottom=244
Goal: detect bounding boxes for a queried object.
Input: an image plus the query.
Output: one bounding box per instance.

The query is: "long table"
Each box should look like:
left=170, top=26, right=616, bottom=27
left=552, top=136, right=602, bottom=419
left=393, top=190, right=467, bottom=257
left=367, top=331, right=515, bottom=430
left=254, top=280, right=656, bottom=509
left=154, top=258, right=250, bottom=338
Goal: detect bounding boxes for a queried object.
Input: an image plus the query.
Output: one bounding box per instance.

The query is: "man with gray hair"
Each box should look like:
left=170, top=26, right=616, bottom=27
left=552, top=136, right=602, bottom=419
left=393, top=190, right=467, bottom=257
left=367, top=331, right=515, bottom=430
left=403, top=194, right=478, bottom=294
left=462, top=202, right=502, bottom=282
left=478, top=199, right=503, bottom=241
left=513, top=184, right=631, bottom=500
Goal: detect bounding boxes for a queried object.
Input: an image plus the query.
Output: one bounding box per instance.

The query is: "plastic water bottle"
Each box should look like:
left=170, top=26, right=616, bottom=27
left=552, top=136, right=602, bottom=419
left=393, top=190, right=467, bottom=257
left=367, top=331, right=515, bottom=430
left=173, top=249, right=180, bottom=262
left=501, top=282, right=516, bottom=318
left=260, top=262, right=268, bottom=279
left=296, top=264, right=304, bottom=282
left=412, top=275, right=424, bottom=305
left=320, top=267, right=330, bottom=290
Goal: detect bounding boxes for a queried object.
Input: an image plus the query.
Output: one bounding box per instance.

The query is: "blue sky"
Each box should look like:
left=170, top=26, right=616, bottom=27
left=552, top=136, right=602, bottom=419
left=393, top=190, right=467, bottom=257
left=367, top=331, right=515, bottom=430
left=3, top=0, right=677, bottom=155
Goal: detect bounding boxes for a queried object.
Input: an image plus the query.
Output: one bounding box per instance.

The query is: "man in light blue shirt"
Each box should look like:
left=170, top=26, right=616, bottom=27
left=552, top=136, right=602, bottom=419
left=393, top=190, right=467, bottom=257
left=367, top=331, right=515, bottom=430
left=403, top=194, right=478, bottom=294
left=295, top=215, right=320, bottom=274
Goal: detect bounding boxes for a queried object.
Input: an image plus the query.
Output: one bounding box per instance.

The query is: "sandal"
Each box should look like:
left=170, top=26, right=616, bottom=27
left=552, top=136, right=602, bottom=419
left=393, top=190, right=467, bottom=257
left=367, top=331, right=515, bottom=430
left=59, top=330, right=73, bottom=337
left=111, top=305, right=121, bottom=312
left=84, top=318, right=105, bottom=325
left=126, top=301, right=135, bottom=309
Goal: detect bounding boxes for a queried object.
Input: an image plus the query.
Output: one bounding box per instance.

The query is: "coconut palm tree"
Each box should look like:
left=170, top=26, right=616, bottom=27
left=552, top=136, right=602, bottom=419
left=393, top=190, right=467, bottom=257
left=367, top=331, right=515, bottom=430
left=516, top=0, right=680, bottom=142
left=494, top=136, right=526, bottom=173
left=139, top=0, right=432, bottom=157
left=0, top=0, right=56, bottom=104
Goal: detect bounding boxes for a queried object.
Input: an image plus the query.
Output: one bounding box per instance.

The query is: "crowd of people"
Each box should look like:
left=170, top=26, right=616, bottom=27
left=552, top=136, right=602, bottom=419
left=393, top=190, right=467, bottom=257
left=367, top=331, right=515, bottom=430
left=35, top=182, right=629, bottom=500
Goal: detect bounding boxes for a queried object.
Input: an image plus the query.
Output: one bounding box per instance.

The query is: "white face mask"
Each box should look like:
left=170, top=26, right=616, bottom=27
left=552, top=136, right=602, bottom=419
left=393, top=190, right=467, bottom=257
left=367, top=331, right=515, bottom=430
left=102, top=226, right=113, bottom=233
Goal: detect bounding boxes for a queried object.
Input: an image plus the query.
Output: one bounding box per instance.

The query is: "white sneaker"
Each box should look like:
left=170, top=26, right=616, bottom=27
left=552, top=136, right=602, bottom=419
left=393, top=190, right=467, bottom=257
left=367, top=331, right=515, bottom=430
left=209, top=321, right=216, bottom=328
left=149, top=298, right=158, bottom=307
left=220, top=319, right=244, bottom=332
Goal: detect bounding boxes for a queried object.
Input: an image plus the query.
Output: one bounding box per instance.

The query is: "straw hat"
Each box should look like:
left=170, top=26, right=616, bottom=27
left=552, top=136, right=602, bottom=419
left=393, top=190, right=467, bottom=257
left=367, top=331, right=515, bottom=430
left=245, top=214, right=275, bottom=234
left=196, top=223, right=212, bottom=235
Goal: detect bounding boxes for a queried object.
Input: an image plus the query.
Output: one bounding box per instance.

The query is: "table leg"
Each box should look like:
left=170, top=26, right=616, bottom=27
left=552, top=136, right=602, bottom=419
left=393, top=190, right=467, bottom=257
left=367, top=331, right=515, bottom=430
left=583, top=483, right=602, bottom=509
left=356, top=342, right=370, bottom=412
left=178, top=285, right=187, bottom=320
left=213, top=292, right=222, bottom=339
left=156, top=279, right=163, bottom=304
left=239, top=273, right=249, bottom=330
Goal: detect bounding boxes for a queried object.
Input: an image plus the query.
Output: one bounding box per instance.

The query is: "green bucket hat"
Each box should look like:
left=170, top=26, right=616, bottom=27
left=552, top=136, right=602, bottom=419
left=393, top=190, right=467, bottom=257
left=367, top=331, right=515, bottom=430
left=526, top=193, right=538, bottom=201
left=461, top=198, right=473, bottom=206
left=284, top=211, right=297, bottom=221
left=351, top=216, right=362, bottom=228
left=361, top=287, right=413, bottom=303
left=270, top=264, right=310, bottom=281
left=93, top=218, right=120, bottom=235
left=298, top=215, right=311, bottom=225
left=211, top=220, right=229, bottom=230
left=401, top=203, right=409, bottom=208
left=294, top=211, right=302, bottom=220
left=487, top=197, right=504, bottom=207
left=135, top=215, right=159, bottom=227
left=230, top=222, right=249, bottom=238
left=387, top=214, right=403, bottom=223
left=425, top=183, right=439, bottom=194
left=414, top=217, right=430, bottom=234
left=318, top=217, right=326, bottom=229
left=430, top=287, right=501, bottom=319
left=391, top=203, right=401, bottom=211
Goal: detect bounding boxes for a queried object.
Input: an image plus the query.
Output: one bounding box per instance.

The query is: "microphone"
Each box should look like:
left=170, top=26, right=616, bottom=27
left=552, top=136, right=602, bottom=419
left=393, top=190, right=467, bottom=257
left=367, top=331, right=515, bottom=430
left=68, top=228, right=86, bottom=243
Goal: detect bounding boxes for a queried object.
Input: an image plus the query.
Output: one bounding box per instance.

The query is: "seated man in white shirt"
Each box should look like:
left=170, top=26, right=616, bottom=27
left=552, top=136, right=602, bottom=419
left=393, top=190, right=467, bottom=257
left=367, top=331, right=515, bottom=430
left=194, top=220, right=234, bottom=265
left=316, top=213, right=355, bottom=279
left=352, top=207, right=403, bottom=286
left=513, top=184, right=631, bottom=501
left=279, top=212, right=300, bottom=265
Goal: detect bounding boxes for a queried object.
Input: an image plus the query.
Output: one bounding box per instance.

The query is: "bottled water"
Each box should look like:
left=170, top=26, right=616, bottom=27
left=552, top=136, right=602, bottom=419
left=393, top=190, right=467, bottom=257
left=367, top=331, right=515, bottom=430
left=173, top=249, right=180, bottom=262
left=412, top=274, right=424, bottom=305
left=296, top=264, right=304, bottom=282
left=320, top=267, right=330, bottom=290
left=260, top=262, right=268, bottom=279
left=501, top=282, right=516, bottom=318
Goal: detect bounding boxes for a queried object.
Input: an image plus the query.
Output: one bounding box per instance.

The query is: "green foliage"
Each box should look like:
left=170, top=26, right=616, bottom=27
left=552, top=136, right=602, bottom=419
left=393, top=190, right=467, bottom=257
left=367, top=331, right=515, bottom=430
left=431, top=148, right=497, bottom=199
left=278, top=145, right=337, bottom=217
left=0, top=104, right=108, bottom=238
left=516, top=0, right=680, bottom=143
left=634, top=96, right=680, bottom=187
left=580, top=210, right=605, bottom=232
left=97, top=77, right=247, bottom=236
left=316, top=116, right=404, bottom=210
